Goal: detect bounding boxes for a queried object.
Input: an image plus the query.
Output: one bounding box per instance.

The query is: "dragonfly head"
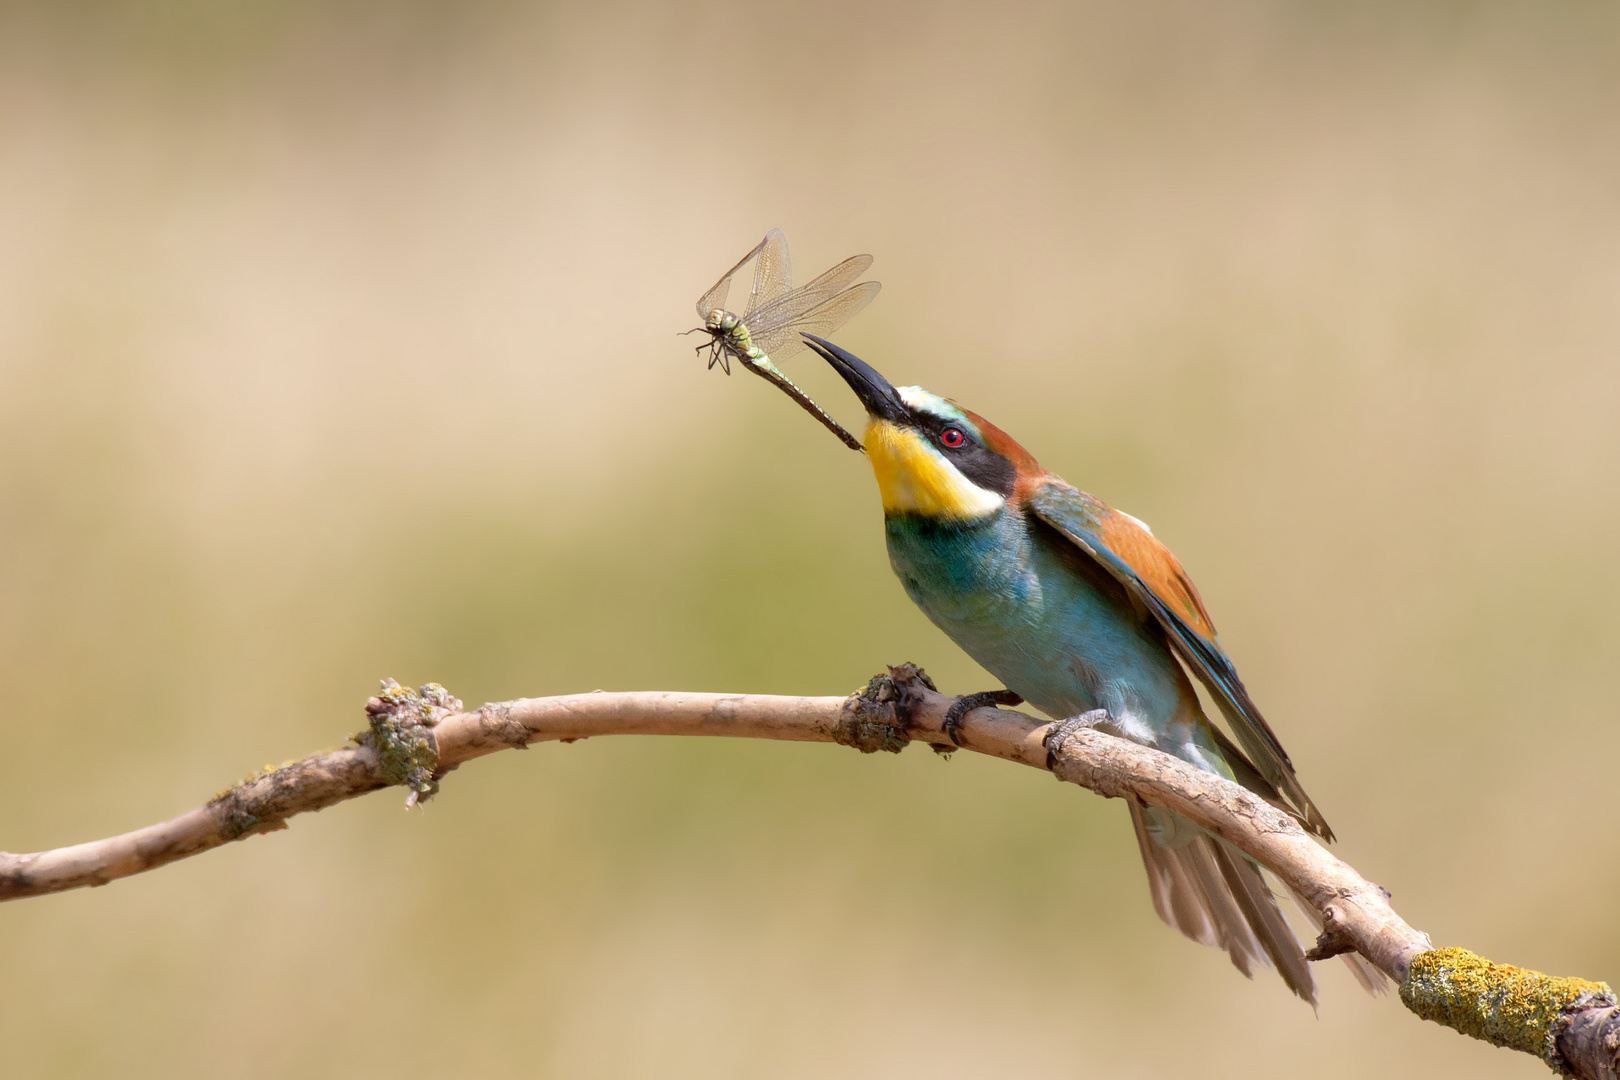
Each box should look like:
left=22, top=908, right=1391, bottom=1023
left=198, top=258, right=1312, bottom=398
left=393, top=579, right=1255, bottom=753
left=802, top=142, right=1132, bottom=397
left=704, top=309, right=741, bottom=334
left=800, top=334, right=1041, bottom=522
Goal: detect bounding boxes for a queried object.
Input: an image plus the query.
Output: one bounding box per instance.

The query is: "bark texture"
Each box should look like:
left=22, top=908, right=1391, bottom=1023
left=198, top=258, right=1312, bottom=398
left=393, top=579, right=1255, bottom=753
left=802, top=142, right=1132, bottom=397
left=1, top=667, right=1614, bottom=1078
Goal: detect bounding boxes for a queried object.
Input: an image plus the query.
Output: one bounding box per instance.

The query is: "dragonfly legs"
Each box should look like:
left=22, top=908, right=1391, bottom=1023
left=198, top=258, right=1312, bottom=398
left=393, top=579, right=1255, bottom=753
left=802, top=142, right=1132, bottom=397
left=679, top=326, right=732, bottom=372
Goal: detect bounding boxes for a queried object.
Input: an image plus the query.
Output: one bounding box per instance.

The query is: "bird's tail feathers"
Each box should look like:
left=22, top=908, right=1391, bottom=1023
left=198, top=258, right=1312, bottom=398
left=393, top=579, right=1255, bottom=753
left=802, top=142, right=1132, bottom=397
left=1128, top=801, right=1317, bottom=1005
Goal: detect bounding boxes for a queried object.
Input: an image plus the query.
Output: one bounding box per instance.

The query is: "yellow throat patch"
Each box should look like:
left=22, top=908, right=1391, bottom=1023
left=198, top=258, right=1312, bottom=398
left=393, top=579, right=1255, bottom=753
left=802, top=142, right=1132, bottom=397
left=864, top=419, right=1005, bottom=520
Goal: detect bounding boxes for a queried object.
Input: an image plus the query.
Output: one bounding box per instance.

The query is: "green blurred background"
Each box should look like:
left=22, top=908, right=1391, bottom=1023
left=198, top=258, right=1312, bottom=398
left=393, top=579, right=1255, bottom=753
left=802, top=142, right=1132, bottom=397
left=2, top=1, right=1617, bottom=1076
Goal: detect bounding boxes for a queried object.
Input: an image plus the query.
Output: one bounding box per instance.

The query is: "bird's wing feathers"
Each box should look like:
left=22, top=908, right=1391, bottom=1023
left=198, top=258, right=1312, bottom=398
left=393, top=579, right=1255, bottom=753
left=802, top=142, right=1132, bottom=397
left=1026, top=480, right=1333, bottom=840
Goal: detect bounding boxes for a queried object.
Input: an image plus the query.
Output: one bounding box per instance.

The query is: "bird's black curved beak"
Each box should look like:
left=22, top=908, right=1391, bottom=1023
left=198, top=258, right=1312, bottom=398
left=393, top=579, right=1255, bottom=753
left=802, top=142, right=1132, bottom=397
left=800, top=334, right=908, bottom=423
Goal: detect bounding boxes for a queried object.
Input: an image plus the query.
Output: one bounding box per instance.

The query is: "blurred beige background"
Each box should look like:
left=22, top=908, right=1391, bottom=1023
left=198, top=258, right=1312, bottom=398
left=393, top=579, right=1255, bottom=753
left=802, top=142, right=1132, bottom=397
left=2, top=1, right=1617, bottom=1076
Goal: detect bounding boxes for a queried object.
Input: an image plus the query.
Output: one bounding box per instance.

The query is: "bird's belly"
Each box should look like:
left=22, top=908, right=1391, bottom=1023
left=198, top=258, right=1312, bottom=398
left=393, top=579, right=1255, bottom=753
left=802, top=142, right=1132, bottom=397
left=884, top=514, right=1191, bottom=732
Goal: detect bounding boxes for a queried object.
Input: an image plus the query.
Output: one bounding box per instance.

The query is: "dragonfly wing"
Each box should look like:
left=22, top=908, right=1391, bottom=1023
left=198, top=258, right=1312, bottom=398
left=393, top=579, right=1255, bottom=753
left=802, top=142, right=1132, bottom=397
left=743, top=254, right=873, bottom=333
left=742, top=228, right=793, bottom=318
left=696, top=232, right=771, bottom=319
left=751, top=281, right=882, bottom=361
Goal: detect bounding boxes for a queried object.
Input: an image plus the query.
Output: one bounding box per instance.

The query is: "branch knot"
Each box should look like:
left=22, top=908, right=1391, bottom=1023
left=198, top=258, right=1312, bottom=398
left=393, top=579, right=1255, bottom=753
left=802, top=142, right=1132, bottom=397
left=834, top=668, right=920, bottom=754
left=364, top=679, right=461, bottom=806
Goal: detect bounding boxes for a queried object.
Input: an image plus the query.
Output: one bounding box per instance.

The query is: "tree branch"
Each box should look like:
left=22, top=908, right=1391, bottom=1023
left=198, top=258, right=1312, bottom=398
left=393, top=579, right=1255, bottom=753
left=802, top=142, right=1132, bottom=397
left=1, top=667, right=1614, bottom=1079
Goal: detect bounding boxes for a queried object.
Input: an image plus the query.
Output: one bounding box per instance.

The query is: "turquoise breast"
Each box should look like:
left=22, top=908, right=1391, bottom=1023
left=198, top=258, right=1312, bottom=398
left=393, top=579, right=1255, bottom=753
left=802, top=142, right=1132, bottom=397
left=883, top=507, right=1199, bottom=740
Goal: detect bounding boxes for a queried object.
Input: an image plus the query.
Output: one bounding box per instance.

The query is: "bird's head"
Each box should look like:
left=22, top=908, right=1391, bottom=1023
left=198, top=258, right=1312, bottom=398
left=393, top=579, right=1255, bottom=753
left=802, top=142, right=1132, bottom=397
left=801, top=334, right=1043, bottom=522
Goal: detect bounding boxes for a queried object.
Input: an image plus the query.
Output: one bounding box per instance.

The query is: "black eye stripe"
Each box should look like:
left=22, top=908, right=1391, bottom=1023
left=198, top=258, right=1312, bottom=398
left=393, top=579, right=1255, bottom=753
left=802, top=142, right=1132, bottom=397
left=906, top=409, right=1016, bottom=498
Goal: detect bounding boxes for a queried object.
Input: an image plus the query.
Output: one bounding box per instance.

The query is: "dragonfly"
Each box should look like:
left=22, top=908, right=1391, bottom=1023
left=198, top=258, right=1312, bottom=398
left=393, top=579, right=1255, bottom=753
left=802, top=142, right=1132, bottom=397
left=690, top=229, right=880, bottom=451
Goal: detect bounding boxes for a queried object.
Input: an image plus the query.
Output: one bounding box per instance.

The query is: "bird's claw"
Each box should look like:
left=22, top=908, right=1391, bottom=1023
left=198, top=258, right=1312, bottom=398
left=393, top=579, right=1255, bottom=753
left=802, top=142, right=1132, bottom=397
left=941, top=689, right=1024, bottom=748
left=1043, top=709, right=1111, bottom=771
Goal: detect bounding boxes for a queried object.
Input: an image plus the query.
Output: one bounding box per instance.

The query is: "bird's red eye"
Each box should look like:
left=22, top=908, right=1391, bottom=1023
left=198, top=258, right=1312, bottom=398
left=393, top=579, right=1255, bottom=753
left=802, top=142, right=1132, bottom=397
left=940, top=427, right=965, bottom=448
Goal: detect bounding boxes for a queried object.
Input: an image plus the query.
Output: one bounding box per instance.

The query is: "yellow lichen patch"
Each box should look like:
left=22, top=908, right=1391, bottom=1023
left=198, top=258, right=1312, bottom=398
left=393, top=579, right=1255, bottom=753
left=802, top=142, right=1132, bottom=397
left=1400, top=946, right=1616, bottom=1071
left=864, top=419, right=1003, bottom=520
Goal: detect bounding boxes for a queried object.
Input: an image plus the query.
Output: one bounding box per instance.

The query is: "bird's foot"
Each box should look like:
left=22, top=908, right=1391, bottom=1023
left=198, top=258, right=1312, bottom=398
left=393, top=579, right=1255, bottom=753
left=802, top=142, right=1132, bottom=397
left=1043, top=709, right=1112, bottom=771
left=941, top=689, right=1024, bottom=748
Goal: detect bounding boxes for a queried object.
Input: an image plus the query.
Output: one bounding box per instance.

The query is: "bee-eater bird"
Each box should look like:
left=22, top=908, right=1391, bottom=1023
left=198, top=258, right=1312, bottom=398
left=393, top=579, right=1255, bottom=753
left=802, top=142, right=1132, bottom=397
left=798, top=333, right=1377, bottom=1003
